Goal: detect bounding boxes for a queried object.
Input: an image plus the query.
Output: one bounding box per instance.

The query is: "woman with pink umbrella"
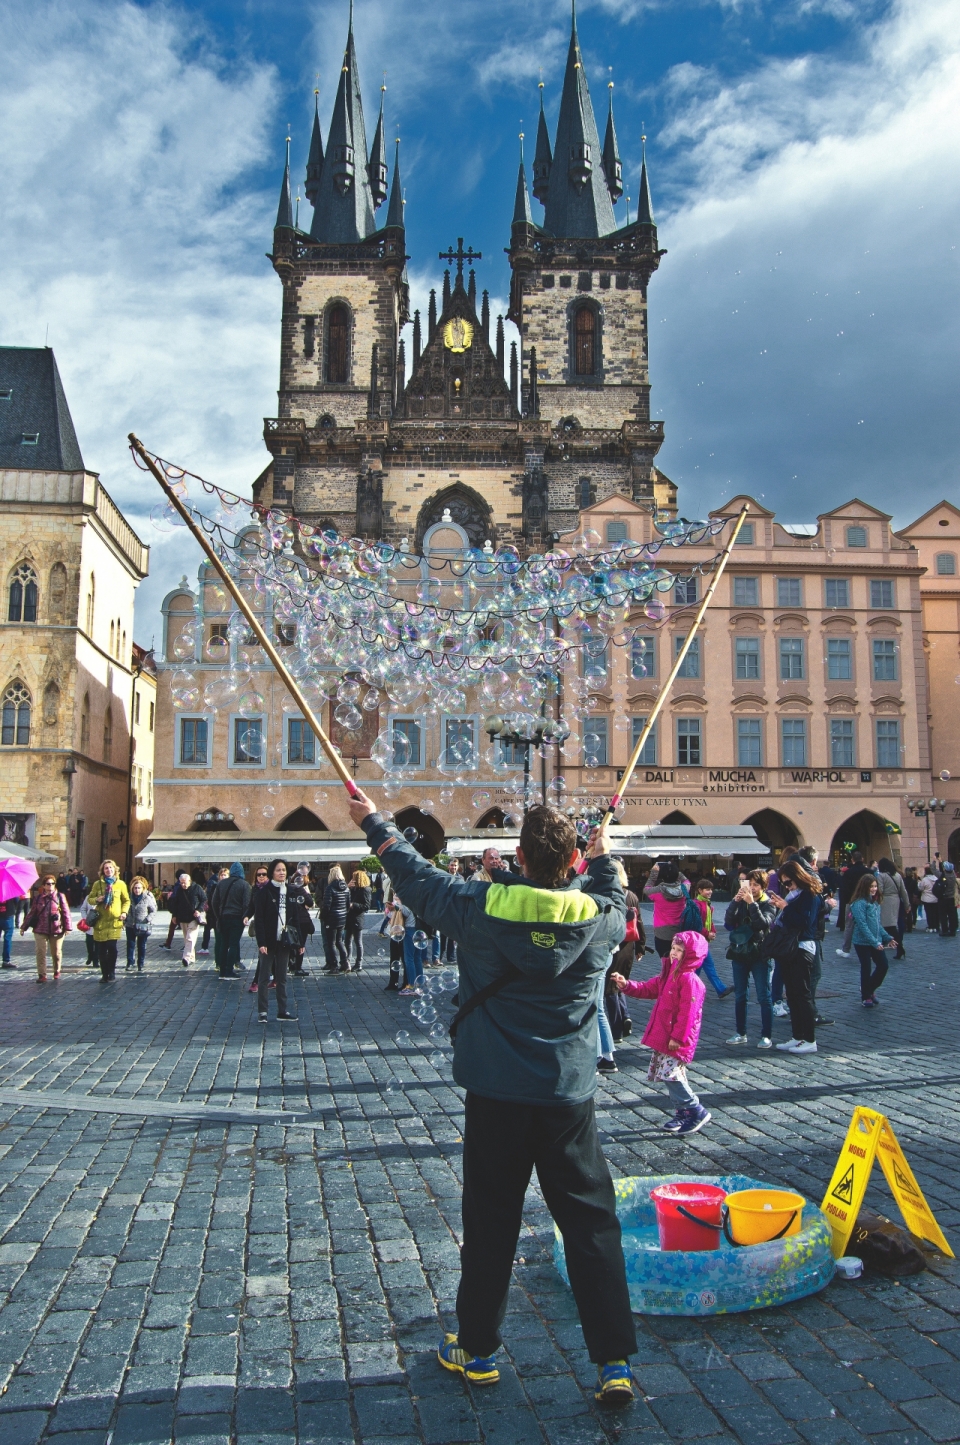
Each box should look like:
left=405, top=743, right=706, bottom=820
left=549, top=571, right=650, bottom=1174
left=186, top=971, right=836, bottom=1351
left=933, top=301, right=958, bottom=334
left=0, top=856, right=39, bottom=972
left=21, top=874, right=72, bottom=980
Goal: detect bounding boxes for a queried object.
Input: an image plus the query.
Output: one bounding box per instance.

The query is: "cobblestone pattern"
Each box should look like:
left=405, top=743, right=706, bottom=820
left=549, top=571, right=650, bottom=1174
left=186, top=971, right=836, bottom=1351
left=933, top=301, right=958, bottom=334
left=0, top=913, right=957, bottom=1444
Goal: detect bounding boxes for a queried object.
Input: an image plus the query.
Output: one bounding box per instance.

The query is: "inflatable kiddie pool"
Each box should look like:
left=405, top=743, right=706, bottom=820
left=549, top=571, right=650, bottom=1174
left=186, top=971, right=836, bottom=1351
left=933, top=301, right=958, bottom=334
left=554, top=1174, right=835, bottom=1316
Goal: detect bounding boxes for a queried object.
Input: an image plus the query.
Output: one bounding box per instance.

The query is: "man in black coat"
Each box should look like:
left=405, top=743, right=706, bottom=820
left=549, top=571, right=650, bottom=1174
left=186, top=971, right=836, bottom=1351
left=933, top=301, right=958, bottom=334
left=170, top=871, right=206, bottom=966
left=252, top=859, right=311, bottom=1022
left=837, top=852, right=868, bottom=929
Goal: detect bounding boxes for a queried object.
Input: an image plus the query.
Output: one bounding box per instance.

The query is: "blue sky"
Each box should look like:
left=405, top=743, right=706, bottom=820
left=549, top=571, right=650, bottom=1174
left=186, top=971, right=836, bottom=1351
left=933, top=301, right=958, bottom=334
left=0, top=0, right=957, bottom=637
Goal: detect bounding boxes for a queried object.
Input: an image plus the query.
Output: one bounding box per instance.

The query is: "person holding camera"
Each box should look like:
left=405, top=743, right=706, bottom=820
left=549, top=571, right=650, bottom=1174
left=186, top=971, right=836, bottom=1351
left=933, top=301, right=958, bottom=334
left=252, top=859, right=310, bottom=1023
left=723, top=870, right=777, bottom=1047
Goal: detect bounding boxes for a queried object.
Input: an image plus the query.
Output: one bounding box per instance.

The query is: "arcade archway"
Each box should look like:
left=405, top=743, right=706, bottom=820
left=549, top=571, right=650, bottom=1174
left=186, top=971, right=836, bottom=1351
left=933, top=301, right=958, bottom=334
left=948, top=828, right=960, bottom=868
left=476, top=807, right=509, bottom=829
left=828, top=810, right=893, bottom=866
left=743, top=809, right=801, bottom=855
left=393, top=807, right=445, bottom=859
left=659, top=810, right=695, bottom=825
left=278, top=807, right=328, bottom=832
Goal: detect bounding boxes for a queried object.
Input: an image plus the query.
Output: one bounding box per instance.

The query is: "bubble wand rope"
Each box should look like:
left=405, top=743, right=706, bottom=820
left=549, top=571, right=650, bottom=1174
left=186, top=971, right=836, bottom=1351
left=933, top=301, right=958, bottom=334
left=130, top=433, right=360, bottom=800
left=579, top=503, right=750, bottom=870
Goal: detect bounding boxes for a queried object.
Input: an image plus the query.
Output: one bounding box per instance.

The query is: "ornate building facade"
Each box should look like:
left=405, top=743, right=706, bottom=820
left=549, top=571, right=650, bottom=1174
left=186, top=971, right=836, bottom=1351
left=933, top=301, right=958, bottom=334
left=148, top=5, right=934, bottom=872
left=0, top=347, right=152, bottom=872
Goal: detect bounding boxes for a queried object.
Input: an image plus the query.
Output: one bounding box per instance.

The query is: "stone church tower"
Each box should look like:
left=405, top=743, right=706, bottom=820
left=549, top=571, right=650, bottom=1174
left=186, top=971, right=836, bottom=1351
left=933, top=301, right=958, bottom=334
left=258, top=1, right=675, bottom=550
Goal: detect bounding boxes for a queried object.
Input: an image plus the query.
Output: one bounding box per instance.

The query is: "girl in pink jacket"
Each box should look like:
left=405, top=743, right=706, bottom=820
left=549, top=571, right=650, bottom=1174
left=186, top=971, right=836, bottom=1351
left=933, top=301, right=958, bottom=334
left=611, top=930, right=712, bottom=1136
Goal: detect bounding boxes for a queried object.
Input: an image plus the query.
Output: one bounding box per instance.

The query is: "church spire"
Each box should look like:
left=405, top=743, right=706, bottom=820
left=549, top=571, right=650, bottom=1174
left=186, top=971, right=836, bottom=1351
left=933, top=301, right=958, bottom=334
left=637, top=133, right=654, bottom=223
left=541, top=0, right=616, bottom=239
left=309, top=0, right=376, bottom=243
left=275, top=132, right=294, bottom=230
left=368, top=79, right=389, bottom=209
left=602, top=81, right=623, bottom=203
left=532, top=84, right=552, bottom=204
left=385, top=137, right=404, bottom=227
left=305, top=89, right=324, bottom=206
left=513, top=132, right=534, bottom=226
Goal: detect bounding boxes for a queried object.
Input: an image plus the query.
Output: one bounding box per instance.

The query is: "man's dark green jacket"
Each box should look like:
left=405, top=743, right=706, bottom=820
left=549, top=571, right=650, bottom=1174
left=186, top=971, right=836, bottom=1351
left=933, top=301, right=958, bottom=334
left=361, top=813, right=626, bottom=1105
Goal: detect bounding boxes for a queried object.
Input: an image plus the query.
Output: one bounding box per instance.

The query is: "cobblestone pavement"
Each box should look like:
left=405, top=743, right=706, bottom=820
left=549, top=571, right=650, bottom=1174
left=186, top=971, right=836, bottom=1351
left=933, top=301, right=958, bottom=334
left=0, top=910, right=958, bottom=1445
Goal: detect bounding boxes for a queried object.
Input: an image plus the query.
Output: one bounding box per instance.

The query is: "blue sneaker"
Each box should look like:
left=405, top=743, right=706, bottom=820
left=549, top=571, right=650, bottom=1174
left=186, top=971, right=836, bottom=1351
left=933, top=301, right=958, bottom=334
left=437, top=1333, right=499, bottom=1385
left=595, top=1360, right=635, bottom=1407
left=676, top=1104, right=712, bottom=1136
left=661, top=1111, right=685, bottom=1132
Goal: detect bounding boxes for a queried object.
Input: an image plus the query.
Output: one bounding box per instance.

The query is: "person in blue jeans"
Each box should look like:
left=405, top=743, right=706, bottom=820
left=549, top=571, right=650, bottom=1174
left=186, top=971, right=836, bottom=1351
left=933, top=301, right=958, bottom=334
left=723, top=872, right=777, bottom=1046
left=692, top=881, right=733, bottom=999
left=0, top=897, right=17, bottom=969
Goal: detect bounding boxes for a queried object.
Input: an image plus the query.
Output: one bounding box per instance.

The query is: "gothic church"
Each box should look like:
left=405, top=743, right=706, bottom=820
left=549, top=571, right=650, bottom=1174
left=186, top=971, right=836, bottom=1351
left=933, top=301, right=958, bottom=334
left=257, top=2, right=677, bottom=551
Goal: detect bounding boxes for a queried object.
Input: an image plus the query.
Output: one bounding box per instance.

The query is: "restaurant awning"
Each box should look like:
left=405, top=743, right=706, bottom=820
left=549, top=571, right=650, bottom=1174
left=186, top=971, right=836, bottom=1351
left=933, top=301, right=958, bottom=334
left=0, top=840, right=57, bottom=863
left=138, top=823, right=766, bottom=866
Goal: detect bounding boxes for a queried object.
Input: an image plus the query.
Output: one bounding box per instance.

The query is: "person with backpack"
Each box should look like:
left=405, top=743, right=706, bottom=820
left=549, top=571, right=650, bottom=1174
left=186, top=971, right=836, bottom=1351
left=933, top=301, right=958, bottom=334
left=723, top=870, right=777, bottom=1047
left=938, top=862, right=958, bottom=937
left=690, top=880, right=733, bottom=1000
left=124, top=876, right=157, bottom=971
left=348, top=792, right=636, bottom=1408
left=919, top=865, right=941, bottom=934
left=876, top=858, right=910, bottom=958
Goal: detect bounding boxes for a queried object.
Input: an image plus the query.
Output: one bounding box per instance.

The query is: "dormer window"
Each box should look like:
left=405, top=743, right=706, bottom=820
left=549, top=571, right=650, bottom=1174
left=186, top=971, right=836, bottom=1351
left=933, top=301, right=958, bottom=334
left=330, top=144, right=355, bottom=195
left=0, top=389, right=12, bottom=401
left=568, top=142, right=592, bottom=187
left=21, top=433, right=39, bottom=445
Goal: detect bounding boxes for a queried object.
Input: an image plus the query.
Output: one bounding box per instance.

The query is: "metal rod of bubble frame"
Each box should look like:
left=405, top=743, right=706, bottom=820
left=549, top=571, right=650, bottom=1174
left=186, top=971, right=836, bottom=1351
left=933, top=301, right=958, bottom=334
left=129, top=433, right=360, bottom=798
left=587, top=503, right=750, bottom=849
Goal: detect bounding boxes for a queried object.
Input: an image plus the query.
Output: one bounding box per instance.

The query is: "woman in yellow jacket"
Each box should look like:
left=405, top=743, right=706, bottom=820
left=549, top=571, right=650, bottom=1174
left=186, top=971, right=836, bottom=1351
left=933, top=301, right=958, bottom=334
left=87, top=859, right=130, bottom=981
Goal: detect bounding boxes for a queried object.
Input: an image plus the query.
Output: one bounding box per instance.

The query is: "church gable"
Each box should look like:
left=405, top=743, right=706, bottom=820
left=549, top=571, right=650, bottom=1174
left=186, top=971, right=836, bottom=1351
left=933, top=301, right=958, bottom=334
left=401, top=281, right=517, bottom=423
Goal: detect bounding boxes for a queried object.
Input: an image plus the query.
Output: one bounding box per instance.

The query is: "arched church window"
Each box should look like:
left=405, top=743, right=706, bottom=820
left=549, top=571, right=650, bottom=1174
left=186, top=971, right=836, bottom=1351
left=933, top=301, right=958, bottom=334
left=574, top=306, right=597, bottom=376
left=326, top=305, right=350, bottom=384
left=8, top=563, right=38, bottom=623
left=1, top=682, right=31, bottom=746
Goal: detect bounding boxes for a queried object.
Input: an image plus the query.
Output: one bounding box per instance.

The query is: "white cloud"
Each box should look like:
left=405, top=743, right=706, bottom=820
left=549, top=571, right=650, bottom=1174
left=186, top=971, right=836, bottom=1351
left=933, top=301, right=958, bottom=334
left=0, top=0, right=281, bottom=631
left=650, top=0, right=960, bottom=523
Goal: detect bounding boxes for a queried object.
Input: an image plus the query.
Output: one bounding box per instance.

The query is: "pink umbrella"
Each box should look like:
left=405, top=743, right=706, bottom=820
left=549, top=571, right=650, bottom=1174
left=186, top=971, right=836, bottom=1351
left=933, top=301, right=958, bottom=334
left=0, top=858, right=39, bottom=902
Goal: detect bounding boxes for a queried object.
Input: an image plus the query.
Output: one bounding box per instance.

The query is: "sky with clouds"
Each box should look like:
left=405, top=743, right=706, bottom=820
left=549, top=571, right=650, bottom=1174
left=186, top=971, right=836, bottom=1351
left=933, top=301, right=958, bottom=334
left=0, top=0, right=957, bottom=638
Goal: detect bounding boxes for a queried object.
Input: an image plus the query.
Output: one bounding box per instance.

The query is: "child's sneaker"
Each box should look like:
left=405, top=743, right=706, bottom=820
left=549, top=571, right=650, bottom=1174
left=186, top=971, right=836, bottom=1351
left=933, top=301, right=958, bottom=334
left=676, top=1104, right=711, bottom=1135
left=772, top=1000, right=790, bottom=1017
left=595, top=1360, right=635, bottom=1407
left=661, top=1111, right=685, bottom=1132
left=757, top=1036, right=773, bottom=1049
left=437, top=1333, right=499, bottom=1384
left=726, top=1033, right=748, bottom=1046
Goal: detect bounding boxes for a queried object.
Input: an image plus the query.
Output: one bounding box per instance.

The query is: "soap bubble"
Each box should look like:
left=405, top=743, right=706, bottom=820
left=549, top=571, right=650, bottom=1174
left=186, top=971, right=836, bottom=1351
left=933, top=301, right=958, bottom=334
left=337, top=678, right=361, bottom=702
left=440, top=967, right=459, bottom=990
left=940, top=770, right=951, bottom=781
left=472, top=789, right=491, bottom=809
left=266, top=779, right=282, bottom=796
left=429, top=1051, right=448, bottom=1069
left=403, top=826, right=419, bottom=844
left=327, top=1029, right=343, bottom=1045
left=313, top=790, right=329, bottom=806
left=419, top=798, right=436, bottom=816
left=394, top=1030, right=411, bottom=1047
left=261, top=804, right=275, bottom=819
left=205, top=634, right=229, bottom=664
left=412, top=930, right=429, bottom=948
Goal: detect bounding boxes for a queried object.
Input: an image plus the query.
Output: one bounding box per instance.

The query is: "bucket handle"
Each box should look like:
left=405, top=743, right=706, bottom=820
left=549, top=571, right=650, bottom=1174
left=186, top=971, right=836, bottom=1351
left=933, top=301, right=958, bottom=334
left=722, top=1205, right=798, bottom=1248
left=674, top=1204, right=722, bottom=1232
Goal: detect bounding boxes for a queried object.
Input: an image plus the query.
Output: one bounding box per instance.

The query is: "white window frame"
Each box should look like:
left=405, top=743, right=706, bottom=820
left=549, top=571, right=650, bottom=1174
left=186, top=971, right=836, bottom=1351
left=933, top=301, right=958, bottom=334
left=283, top=713, right=318, bottom=768
left=389, top=714, right=426, bottom=770
left=442, top=715, right=479, bottom=771
left=781, top=717, right=807, bottom=767
left=779, top=636, right=805, bottom=680
left=735, top=636, right=761, bottom=680
left=229, top=712, right=266, bottom=769
left=176, top=713, right=213, bottom=768
left=872, top=639, right=898, bottom=683
left=676, top=716, right=702, bottom=766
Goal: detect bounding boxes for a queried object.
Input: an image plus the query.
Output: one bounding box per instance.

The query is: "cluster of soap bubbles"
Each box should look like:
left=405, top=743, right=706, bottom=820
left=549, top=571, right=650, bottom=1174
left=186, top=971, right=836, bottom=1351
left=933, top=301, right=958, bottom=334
left=142, top=446, right=729, bottom=808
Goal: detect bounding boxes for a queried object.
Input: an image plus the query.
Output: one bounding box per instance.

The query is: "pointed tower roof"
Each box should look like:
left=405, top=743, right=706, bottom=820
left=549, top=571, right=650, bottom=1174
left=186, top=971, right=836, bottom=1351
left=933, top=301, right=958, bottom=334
left=0, top=347, right=84, bottom=471
left=542, top=1, right=616, bottom=239
left=513, top=138, right=534, bottom=226
left=385, top=138, right=404, bottom=227
left=602, top=83, right=623, bottom=202
left=637, top=134, right=654, bottom=224
left=275, top=134, right=294, bottom=229
left=368, top=82, right=388, bottom=209
left=309, top=0, right=376, bottom=244
left=532, top=86, right=552, bottom=204
left=305, top=92, right=324, bottom=206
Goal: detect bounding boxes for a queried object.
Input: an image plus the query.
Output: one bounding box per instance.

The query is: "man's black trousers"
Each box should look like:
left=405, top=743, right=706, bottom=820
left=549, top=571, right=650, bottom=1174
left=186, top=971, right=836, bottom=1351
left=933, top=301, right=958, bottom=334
left=457, top=1092, right=636, bottom=1363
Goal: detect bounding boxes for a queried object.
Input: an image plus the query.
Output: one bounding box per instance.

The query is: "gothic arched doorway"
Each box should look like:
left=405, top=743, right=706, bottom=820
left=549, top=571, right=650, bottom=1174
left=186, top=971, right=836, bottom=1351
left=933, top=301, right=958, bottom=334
left=278, top=807, right=328, bottom=832
left=743, top=809, right=801, bottom=855
left=393, top=807, right=445, bottom=859
left=828, top=810, right=893, bottom=867
left=415, top=485, right=493, bottom=552
left=659, top=810, right=695, bottom=826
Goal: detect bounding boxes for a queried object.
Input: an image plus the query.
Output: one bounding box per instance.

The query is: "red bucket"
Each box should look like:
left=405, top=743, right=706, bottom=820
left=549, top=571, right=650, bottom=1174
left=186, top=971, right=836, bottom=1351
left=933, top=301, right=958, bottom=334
left=650, top=1182, right=726, bottom=1252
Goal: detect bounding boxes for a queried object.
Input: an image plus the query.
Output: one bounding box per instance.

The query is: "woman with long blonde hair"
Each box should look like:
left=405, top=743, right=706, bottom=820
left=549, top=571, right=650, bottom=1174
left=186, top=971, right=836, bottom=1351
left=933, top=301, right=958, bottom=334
left=346, top=869, right=372, bottom=971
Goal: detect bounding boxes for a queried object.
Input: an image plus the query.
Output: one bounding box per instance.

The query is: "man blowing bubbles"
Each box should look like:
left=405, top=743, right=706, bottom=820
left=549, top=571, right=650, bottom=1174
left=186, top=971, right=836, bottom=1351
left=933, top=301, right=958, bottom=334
left=348, top=789, right=638, bottom=1407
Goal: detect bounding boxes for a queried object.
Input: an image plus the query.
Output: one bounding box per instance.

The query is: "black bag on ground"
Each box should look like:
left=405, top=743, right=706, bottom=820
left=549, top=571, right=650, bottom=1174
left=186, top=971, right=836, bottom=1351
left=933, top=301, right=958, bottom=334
left=851, top=1210, right=927, bottom=1276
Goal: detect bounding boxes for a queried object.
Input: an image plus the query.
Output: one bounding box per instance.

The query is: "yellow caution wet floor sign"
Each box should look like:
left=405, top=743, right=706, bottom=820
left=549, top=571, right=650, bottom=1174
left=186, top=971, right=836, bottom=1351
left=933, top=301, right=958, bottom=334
left=821, top=1106, right=953, bottom=1258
